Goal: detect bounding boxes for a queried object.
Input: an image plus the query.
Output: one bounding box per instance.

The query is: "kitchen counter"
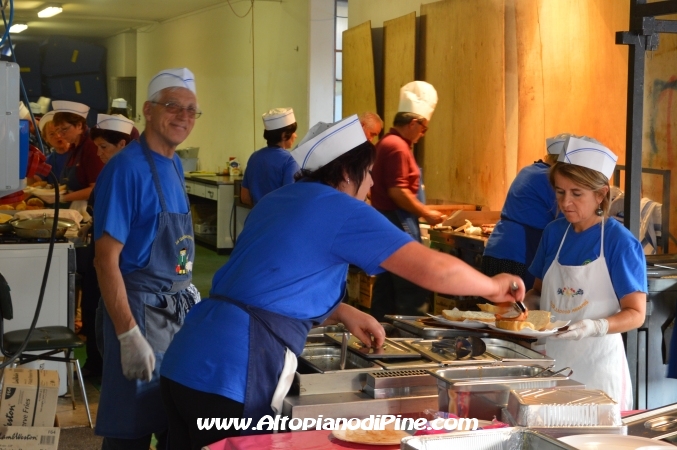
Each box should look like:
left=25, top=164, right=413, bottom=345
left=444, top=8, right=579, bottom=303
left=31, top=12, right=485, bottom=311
left=184, top=174, right=243, bottom=185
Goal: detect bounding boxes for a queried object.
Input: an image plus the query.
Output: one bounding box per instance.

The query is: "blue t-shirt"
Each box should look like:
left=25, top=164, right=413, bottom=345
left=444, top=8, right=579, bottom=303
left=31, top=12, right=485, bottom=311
left=484, top=162, right=558, bottom=263
left=529, top=217, right=647, bottom=300
left=92, top=139, right=189, bottom=275
left=241, top=146, right=299, bottom=204
left=161, top=182, right=413, bottom=401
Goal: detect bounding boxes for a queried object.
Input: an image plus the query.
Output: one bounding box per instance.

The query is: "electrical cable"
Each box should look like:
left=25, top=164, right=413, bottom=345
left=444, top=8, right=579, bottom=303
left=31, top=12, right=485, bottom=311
left=225, top=0, right=254, bottom=19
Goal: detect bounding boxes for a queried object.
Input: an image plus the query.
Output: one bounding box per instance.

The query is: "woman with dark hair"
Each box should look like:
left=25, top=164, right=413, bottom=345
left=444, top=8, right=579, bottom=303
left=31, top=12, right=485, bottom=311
left=240, top=107, right=299, bottom=206
left=90, top=114, right=135, bottom=163
left=525, top=136, right=646, bottom=409
left=159, top=115, right=527, bottom=449
left=44, top=101, right=104, bottom=203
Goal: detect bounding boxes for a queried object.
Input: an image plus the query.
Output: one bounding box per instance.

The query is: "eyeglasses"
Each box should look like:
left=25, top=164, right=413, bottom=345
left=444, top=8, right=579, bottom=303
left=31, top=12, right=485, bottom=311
left=152, top=101, right=202, bottom=119
left=416, top=119, right=428, bottom=133
left=55, top=124, right=73, bottom=135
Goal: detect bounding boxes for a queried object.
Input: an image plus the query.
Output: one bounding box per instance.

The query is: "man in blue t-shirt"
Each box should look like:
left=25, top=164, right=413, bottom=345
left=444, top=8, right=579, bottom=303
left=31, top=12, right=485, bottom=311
left=93, top=68, right=200, bottom=450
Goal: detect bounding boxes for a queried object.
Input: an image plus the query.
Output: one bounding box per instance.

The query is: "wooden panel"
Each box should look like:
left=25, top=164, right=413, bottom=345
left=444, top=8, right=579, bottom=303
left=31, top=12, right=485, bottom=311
left=641, top=17, right=677, bottom=252
left=420, top=0, right=506, bottom=210
left=514, top=0, right=629, bottom=169
left=342, top=21, right=377, bottom=119
left=383, top=12, right=417, bottom=129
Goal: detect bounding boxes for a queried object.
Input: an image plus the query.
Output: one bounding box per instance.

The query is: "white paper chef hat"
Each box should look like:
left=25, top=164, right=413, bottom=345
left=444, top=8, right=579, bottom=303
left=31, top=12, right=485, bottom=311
left=96, top=114, right=135, bottom=135
left=147, top=68, right=197, bottom=100
left=398, top=81, right=438, bottom=121
left=52, top=100, right=90, bottom=119
left=558, top=136, right=618, bottom=179
left=291, top=114, right=366, bottom=171
left=262, top=107, right=295, bottom=131
left=18, top=102, right=30, bottom=120
left=29, top=102, right=41, bottom=114
left=111, top=98, right=127, bottom=109
left=546, top=133, right=575, bottom=155
left=38, top=111, right=55, bottom=134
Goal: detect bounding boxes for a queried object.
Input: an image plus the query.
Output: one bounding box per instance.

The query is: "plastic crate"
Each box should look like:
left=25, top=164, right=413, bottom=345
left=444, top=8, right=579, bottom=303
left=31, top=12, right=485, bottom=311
left=45, top=72, right=108, bottom=112
left=42, top=36, right=105, bottom=77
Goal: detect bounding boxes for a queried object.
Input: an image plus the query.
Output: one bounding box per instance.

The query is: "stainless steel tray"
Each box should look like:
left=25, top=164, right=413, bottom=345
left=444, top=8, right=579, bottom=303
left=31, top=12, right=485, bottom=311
left=623, top=402, right=677, bottom=440
left=403, top=339, right=500, bottom=365
left=401, top=427, right=579, bottom=449
left=324, top=333, right=421, bottom=359
left=483, top=338, right=555, bottom=368
left=298, top=345, right=380, bottom=373
left=385, top=315, right=491, bottom=339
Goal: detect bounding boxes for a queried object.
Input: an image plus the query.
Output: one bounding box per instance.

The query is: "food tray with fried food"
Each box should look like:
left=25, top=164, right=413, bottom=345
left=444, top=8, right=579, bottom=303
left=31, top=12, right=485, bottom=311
left=426, top=308, right=495, bottom=329
left=487, top=319, right=570, bottom=337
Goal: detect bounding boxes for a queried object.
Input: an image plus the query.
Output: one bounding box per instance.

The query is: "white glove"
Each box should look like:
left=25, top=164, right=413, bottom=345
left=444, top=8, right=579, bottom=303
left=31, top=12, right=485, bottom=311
left=552, top=318, right=608, bottom=341
left=117, top=325, right=155, bottom=381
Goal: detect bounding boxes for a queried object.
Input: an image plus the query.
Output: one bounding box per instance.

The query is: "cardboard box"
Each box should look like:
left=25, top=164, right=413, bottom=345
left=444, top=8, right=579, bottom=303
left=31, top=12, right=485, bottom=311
left=0, top=369, right=59, bottom=428
left=0, top=425, right=59, bottom=450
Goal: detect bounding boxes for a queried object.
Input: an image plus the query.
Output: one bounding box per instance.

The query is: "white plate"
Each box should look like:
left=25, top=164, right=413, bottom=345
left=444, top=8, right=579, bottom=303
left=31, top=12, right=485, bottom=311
left=486, top=320, right=570, bottom=337
left=559, top=434, right=674, bottom=449
left=426, top=314, right=492, bottom=329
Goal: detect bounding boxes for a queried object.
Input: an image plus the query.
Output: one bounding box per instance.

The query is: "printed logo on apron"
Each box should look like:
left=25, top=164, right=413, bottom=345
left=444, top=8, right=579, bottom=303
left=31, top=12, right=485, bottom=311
left=551, top=287, right=588, bottom=315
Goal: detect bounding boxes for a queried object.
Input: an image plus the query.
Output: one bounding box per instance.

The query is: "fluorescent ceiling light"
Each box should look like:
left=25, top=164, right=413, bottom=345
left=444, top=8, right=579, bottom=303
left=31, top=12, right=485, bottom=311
left=9, top=24, right=28, bottom=33
left=38, top=6, right=62, bottom=18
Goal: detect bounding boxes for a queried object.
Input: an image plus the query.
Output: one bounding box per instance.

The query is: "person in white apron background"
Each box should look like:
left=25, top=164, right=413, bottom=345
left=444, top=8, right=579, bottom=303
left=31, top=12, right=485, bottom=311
left=159, top=114, right=527, bottom=450
left=93, top=68, right=201, bottom=450
left=240, top=107, right=299, bottom=206
left=369, top=81, right=446, bottom=321
left=525, top=136, right=647, bottom=410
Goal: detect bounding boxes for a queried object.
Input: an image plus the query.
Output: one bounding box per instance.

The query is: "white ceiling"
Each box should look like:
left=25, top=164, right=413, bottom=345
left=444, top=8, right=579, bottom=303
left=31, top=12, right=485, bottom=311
left=5, top=0, right=257, bottom=41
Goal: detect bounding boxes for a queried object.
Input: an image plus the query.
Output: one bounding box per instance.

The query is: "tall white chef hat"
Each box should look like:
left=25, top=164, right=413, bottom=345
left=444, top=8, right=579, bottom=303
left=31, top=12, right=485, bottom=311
left=546, top=133, right=575, bottom=155
left=558, top=136, right=618, bottom=180
left=37, top=96, right=51, bottom=114
left=398, top=81, right=438, bottom=121
left=52, top=100, right=90, bottom=119
left=111, top=98, right=127, bottom=109
left=38, top=111, right=56, bottom=134
left=18, top=102, right=30, bottom=120
left=291, top=114, right=366, bottom=171
left=96, top=114, right=135, bottom=135
left=262, top=107, right=295, bottom=131
left=147, top=68, right=197, bottom=100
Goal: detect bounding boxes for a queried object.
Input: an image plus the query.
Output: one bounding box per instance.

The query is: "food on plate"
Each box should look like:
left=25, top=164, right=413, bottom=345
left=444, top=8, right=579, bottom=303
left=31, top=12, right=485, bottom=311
left=495, top=310, right=552, bottom=332
left=0, top=213, right=12, bottom=223
left=31, top=180, right=47, bottom=188
left=0, top=204, right=14, bottom=210
left=477, top=303, right=513, bottom=315
left=481, top=224, right=495, bottom=234
left=442, top=308, right=496, bottom=323
left=14, top=201, right=26, bottom=211
left=332, top=423, right=410, bottom=445
left=26, top=198, right=44, bottom=208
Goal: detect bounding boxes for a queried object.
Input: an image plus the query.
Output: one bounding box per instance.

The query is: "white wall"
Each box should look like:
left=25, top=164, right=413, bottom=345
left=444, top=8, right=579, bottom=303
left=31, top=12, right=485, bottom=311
left=134, top=1, right=311, bottom=173
left=309, top=0, right=336, bottom=125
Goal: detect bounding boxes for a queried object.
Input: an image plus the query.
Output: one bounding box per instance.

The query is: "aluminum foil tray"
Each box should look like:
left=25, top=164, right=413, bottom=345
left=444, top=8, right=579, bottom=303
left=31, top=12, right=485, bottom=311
left=401, top=427, right=579, bottom=450
left=507, top=388, right=621, bottom=427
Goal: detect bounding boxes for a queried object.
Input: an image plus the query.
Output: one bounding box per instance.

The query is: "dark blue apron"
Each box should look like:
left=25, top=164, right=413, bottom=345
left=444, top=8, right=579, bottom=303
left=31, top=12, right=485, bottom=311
left=96, top=135, right=195, bottom=439
left=392, top=167, right=425, bottom=242
left=212, top=292, right=343, bottom=435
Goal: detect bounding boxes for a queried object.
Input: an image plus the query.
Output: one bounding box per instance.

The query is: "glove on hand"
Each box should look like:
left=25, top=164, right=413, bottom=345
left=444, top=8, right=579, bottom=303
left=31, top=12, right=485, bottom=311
left=118, top=325, right=155, bottom=381
left=552, top=318, right=608, bottom=341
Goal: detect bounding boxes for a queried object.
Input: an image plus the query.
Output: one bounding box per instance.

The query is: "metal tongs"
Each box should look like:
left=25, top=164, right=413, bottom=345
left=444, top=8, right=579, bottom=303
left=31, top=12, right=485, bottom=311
left=431, top=337, right=487, bottom=360
left=511, top=281, right=527, bottom=315
left=533, top=365, right=574, bottom=378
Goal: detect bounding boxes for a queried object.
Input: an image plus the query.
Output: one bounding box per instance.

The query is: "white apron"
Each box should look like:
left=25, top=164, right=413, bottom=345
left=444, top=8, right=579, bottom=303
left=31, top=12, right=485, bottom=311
left=541, top=219, right=633, bottom=409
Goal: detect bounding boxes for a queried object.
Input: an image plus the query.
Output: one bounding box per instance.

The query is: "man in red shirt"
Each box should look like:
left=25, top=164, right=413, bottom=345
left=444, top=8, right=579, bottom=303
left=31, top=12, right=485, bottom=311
left=370, top=81, right=444, bottom=321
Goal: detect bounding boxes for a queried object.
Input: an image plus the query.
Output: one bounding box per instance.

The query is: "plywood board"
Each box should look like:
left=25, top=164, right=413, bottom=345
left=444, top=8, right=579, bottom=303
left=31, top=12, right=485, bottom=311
left=514, top=0, right=629, bottom=169
left=420, top=0, right=506, bottom=210
left=343, top=21, right=377, bottom=119
left=641, top=17, right=677, bottom=252
left=383, top=12, right=417, bottom=129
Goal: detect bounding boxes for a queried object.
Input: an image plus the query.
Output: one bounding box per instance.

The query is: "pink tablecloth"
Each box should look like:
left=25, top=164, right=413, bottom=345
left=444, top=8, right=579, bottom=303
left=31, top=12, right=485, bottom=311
left=206, top=411, right=647, bottom=449
left=204, top=429, right=399, bottom=450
